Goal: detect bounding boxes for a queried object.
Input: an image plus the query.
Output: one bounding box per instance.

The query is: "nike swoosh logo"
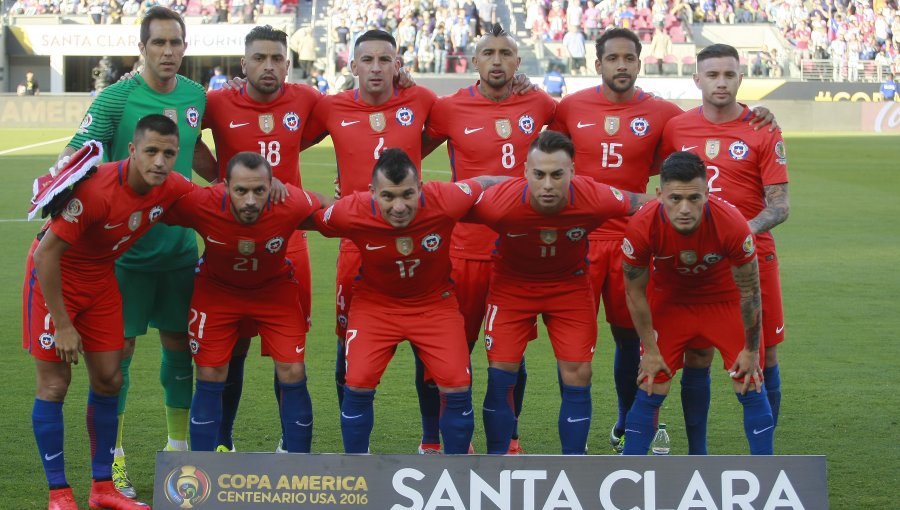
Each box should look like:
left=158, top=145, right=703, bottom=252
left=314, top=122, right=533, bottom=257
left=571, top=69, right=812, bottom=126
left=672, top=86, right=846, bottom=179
left=624, top=428, right=641, bottom=434
left=775, top=325, right=785, bottom=334
left=681, top=145, right=698, bottom=151
left=577, top=121, right=595, bottom=128
left=655, top=255, right=675, bottom=260
left=110, top=447, right=115, bottom=455
left=482, top=407, right=496, bottom=412
left=567, top=417, right=590, bottom=423
left=44, top=451, right=63, bottom=461
left=341, top=120, right=360, bottom=126
left=753, top=425, right=774, bottom=435
left=175, top=375, right=191, bottom=381
left=295, top=420, right=313, bottom=427
left=104, top=223, right=123, bottom=229
left=296, top=346, right=305, bottom=354
left=229, top=121, right=249, bottom=128
left=464, top=127, right=483, bottom=134
left=206, top=236, right=226, bottom=245
left=506, top=233, right=527, bottom=237
left=191, top=417, right=215, bottom=425
left=365, top=244, right=385, bottom=250
left=462, top=409, right=473, bottom=416
left=341, top=412, right=364, bottom=419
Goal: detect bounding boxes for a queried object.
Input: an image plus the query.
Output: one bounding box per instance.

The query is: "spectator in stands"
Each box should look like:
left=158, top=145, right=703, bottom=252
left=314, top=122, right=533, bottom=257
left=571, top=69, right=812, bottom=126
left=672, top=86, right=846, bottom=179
left=891, top=15, right=900, bottom=50
left=293, top=27, right=318, bottom=80
left=432, top=22, right=450, bottom=74
left=333, top=17, right=351, bottom=69
left=208, top=66, right=228, bottom=91
left=335, top=66, right=355, bottom=91
left=262, top=0, right=280, bottom=15
left=548, top=1, right=566, bottom=39
left=417, top=31, right=435, bottom=73
left=648, top=24, right=673, bottom=74
left=451, top=15, right=470, bottom=54
left=462, top=0, right=479, bottom=35
left=563, top=24, right=587, bottom=75
left=881, top=72, right=898, bottom=100
left=615, top=3, right=636, bottom=29
left=567, top=0, right=584, bottom=31
left=583, top=1, right=602, bottom=40
left=542, top=63, right=567, bottom=98
left=107, top=0, right=122, bottom=23
left=670, top=0, right=695, bottom=25
left=751, top=45, right=772, bottom=77
left=172, top=0, right=187, bottom=16
left=403, top=44, right=418, bottom=71
left=88, top=0, right=103, bottom=24
left=17, top=71, right=39, bottom=96
left=477, top=0, right=495, bottom=33
left=768, top=48, right=783, bottom=77
left=312, top=67, right=329, bottom=94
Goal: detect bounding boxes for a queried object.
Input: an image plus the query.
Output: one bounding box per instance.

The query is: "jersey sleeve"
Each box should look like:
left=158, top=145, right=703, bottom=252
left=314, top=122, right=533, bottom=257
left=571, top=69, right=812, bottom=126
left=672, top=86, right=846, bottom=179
left=538, top=89, right=558, bottom=126
left=587, top=180, right=634, bottom=220
left=201, top=90, right=222, bottom=131
left=161, top=185, right=204, bottom=228
left=757, top=130, right=789, bottom=186
left=547, top=95, right=570, bottom=135
left=68, top=80, right=135, bottom=149
left=649, top=100, right=686, bottom=174
left=48, top=184, right=109, bottom=246
left=431, top=179, right=484, bottom=220
left=301, top=95, right=331, bottom=146
left=621, top=204, right=655, bottom=267
left=311, top=195, right=354, bottom=238
left=424, top=96, right=451, bottom=139
left=718, top=203, right=757, bottom=266
left=284, top=184, right=323, bottom=225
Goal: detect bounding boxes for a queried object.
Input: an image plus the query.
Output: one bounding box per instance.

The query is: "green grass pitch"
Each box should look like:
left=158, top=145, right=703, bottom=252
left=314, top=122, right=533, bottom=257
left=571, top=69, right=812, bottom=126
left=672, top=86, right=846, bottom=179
left=0, top=128, right=897, bottom=508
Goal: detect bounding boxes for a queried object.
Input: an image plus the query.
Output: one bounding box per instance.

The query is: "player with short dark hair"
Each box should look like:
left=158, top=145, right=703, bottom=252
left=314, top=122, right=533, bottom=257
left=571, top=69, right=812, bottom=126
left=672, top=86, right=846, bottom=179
left=26, top=114, right=192, bottom=510
left=660, top=42, right=790, bottom=454
left=620, top=151, right=774, bottom=456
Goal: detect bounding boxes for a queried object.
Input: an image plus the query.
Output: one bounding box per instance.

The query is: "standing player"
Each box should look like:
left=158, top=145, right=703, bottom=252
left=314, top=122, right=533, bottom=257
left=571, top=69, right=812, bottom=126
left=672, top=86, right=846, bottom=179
left=660, top=43, right=789, bottom=454
left=420, top=24, right=557, bottom=455
left=162, top=153, right=326, bottom=453
left=300, top=30, right=438, bottom=446
left=25, top=115, right=191, bottom=510
left=309, top=149, right=506, bottom=454
left=195, top=24, right=322, bottom=453
left=470, top=131, right=648, bottom=455
left=57, top=7, right=208, bottom=498
left=620, top=151, right=774, bottom=456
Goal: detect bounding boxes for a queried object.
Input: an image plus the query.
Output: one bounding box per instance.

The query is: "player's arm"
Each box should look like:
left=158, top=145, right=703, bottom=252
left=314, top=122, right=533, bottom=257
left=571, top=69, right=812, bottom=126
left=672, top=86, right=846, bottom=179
left=747, top=183, right=789, bottom=235
left=747, top=105, right=779, bottom=132
left=729, top=257, right=764, bottom=394
left=192, top=137, right=218, bottom=183
left=623, top=260, right=671, bottom=394
left=32, top=231, right=82, bottom=365
left=470, top=175, right=510, bottom=190
left=622, top=190, right=654, bottom=215
left=421, top=130, right=447, bottom=158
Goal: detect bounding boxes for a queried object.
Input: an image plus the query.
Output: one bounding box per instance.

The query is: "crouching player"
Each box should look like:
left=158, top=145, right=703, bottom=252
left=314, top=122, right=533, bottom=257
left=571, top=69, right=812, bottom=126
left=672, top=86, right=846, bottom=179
left=161, top=152, right=327, bottom=453
left=25, top=114, right=191, bottom=509
left=620, top=151, right=774, bottom=455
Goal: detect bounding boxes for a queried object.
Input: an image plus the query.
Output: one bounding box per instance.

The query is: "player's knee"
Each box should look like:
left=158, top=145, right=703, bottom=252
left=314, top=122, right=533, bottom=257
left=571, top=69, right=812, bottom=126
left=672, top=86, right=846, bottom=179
left=684, top=348, right=714, bottom=368
left=438, top=385, right=471, bottom=393
left=90, top=370, right=123, bottom=396
left=196, top=365, right=228, bottom=383
left=764, top=345, right=778, bottom=366
left=159, top=330, right=189, bottom=351
left=276, top=362, right=306, bottom=384
left=122, top=337, right=136, bottom=358
left=36, top=373, right=72, bottom=401
left=558, top=361, right=592, bottom=386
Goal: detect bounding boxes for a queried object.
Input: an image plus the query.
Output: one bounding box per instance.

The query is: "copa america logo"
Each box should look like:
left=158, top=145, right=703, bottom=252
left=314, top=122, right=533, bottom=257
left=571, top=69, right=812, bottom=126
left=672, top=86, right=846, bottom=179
left=165, top=465, right=212, bottom=508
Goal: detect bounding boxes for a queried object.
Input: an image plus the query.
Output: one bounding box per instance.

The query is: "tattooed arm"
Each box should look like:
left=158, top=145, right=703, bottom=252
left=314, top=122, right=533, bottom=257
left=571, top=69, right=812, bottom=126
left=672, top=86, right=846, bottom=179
left=623, top=260, right=671, bottom=394
left=748, top=183, right=790, bottom=235
left=471, top=175, right=512, bottom=190
left=729, top=257, right=763, bottom=394
left=621, top=190, right=655, bottom=215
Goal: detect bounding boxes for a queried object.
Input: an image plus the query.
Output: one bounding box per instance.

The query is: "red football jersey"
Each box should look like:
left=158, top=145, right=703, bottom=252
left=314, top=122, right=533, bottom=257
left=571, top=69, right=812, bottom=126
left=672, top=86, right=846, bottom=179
left=468, top=176, right=632, bottom=282
left=659, top=105, right=789, bottom=255
left=622, top=195, right=757, bottom=304
left=549, top=87, right=684, bottom=241
left=302, top=86, right=437, bottom=197
left=312, top=179, right=483, bottom=310
left=163, top=183, right=320, bottom=290
left=427, top=85, right=557, bottom=260
left=203, top=83, right=322, bottom=186
left=44, top=159, right=194, bottom=283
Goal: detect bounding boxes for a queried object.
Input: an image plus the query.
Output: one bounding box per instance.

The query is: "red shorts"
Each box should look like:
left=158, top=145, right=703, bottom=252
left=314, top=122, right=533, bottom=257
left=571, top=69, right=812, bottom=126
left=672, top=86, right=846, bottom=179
left=650, top=298, right=765, bottom=383
left=344, top=294, right=472, bottom=389
left=484, top=275, right=597, bottom=363
left=189, top=275, right=306, bottom=367
left=759, top=253, right=785, bottom=348
left=587, top=239, right=634, bottom=328
left=334, top=247, right=362, bottom=338
left=22, top=257, right=124, bottom=362
left=450, top=256, right=493, bottom=345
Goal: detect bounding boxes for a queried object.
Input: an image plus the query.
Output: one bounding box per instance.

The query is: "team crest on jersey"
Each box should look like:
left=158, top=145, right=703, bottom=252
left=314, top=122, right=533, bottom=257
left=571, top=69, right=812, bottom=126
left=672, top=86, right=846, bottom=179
left=774, top=141, right=787, bottom=164
left=62, top=198, right=83, bottom=223
left=163, top=108, right=177, bottom=123
left=704, top=253, right=723, bottom=264
left=566, top=227, right=586, bottom=242
left=421, top=234, right=442, bottom=252
left=78, top=113, right=93, bottom=134
left=622, top=238, right=635, bottom=258
left=518, top=115, right=535, bottom=135
left=495, top=119, right=512, bottom=139
left=742, top=235, right=755, bottom=255
left=604, top=116, right=620, bottom=135
left=266, top=236, right=285, bottom=254
left=369, top=112, right=386, bottom=132
left=259, top=114, right=275, bottom=134
left=148, top=206, right=164, bottom=223
left=455, top=182, right=472, bottom=195
left=238, top=240, right=255, bottom=255
left=189, top=339, right=200, bottom=354
left=680, top=250, right=698, bottom=265
left=630, top=117, right=650, bottom=136
left=396, top=237, right=414, bottom=256
left=186, top=107, right=200, bottom=128
left=728, top=140, right=749, bottom=160
left=128, top=211, right=142, bottom=231
left=283, top=112, right=301, bottom=132
left=484, top=335, right=493, bottom=351
left=395, top=107, right=414, bottom=126
left=39, top=333, right=55, bottom=350
left=539, top=229, right=557, bottom=244
left=705, top=139, right=720, bottom=159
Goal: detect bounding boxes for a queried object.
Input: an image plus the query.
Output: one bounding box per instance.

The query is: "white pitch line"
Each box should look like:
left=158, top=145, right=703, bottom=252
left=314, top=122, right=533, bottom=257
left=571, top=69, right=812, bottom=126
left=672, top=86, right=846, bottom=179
left=0, top=218, right=31, bottom=222
left=0, top=137, right=70, bottom=156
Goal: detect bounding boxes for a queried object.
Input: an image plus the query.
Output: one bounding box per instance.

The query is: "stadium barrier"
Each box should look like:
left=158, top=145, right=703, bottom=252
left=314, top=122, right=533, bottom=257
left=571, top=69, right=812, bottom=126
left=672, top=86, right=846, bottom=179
left=154, top=451, right=827, bottom=509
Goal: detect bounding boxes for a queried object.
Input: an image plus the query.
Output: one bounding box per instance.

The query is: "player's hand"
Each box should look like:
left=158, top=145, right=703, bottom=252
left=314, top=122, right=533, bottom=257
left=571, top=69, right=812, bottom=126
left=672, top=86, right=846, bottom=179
left=636, top=333, right=670, bottom=396
left=748, top=105, right=779, bottom=132
left=729, top=349, right=763, bottom=395
left=333, top=177, right=341, bottom=200
left=511, top=73, right=537, bottom=95
left=48, top=155, right=71, bottom=177
left=54, top=325, right=83, bottom=365
left=224, top=77, right=247, bottom=90
left=395, top=67, right=416, bottom=89
left=117, top=71, right=136, bottom=82
left=270, top=177, right=289, bottom=203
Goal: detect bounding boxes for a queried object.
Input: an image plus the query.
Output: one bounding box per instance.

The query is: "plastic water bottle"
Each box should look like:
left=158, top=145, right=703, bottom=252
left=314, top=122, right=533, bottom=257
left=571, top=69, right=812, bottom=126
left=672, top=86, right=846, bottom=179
left=651, top=423, right=670, bottom=455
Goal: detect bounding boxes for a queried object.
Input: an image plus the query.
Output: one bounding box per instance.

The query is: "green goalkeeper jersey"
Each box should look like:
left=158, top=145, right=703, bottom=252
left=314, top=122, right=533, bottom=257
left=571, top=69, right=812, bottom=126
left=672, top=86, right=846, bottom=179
left=69, top=74, right=206, bottom=272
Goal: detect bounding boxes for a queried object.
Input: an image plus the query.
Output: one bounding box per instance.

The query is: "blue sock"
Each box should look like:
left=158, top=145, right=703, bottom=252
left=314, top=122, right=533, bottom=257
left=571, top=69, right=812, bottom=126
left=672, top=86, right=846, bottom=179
left=482, top=367, right=518, bottom=454
left=340, top=388, right=375, bottom=453
left=763, top=364, right=781, bottom=426
left=559, top=384, right=591, bottom=455
left=414, top=349, right=441, bottom=445
left=190, top=380, right=224, bottom=452
left=273, top=371, right=284, bottom=437
left=86, top=390, right=118, bottom=480
left=613, top=332, right=641, bottom=432
left=737, top=390, right=774, bottom=455
left=217, top=354, right=246, bottom=450
left=440, top=390, right=474, bottom=454
left=279, top=379, right=313, bottom=453
left=623, top=391, right=666, bottom=455
left=335, top=339, right=346, bottom=407
left=33, top=399, right=67, bottom=488
left=511, top=358, right=527, bottom=439
left=681, top=366, right=712, bottom=455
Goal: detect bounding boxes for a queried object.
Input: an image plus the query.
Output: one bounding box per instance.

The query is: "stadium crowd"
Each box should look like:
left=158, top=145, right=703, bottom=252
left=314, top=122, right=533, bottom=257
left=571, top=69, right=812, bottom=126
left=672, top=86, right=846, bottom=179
left=1, top=0, right=298, bottom=23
